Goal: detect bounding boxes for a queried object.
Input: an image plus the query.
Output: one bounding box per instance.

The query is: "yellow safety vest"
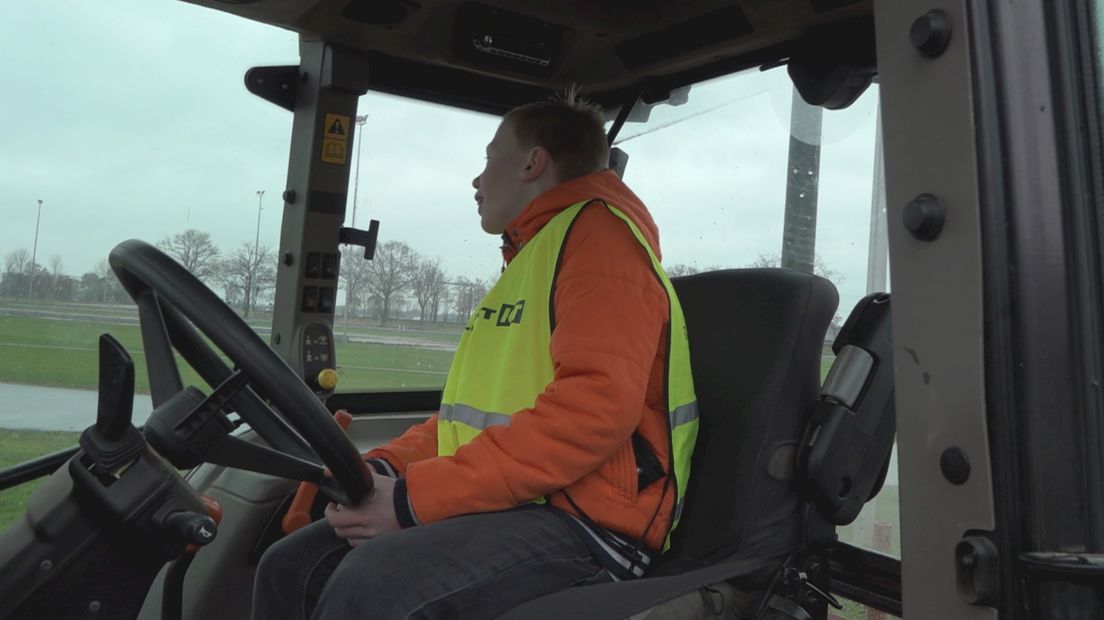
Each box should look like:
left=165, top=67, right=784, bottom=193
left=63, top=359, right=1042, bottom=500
left=439, top=199, right=698, bottom=550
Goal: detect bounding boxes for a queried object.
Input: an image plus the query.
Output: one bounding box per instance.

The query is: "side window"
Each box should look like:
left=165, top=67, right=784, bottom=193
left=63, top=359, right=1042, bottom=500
left=333, top=96, right=501, bottom=392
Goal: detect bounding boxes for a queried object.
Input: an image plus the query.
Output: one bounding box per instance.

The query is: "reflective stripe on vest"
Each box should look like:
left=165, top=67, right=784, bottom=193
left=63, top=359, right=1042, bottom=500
left=439, top=403, right=512, bottom=429
left=438, top=199, right=698, bottom=551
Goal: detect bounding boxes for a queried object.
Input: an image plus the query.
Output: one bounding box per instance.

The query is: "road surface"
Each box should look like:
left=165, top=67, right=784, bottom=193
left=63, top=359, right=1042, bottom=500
left=0, top=382, right=154, bottom=432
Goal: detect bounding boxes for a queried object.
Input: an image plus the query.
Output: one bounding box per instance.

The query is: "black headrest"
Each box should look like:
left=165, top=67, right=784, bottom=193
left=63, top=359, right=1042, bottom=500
left=661, top=268, right=838, bottom=571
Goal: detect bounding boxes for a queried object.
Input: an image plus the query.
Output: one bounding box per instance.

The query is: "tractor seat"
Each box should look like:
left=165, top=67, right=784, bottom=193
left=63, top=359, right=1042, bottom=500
left=500, top=268, right=840, bottom=619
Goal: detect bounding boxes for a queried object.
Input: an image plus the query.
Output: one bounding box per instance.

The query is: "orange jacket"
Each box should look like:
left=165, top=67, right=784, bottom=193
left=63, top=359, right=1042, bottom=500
left=366, top=170, right=674, bottom=549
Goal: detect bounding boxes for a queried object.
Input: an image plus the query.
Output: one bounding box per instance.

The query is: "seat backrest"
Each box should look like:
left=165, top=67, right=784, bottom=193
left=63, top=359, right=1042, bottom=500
left=658, top=268, right=838, bottom=572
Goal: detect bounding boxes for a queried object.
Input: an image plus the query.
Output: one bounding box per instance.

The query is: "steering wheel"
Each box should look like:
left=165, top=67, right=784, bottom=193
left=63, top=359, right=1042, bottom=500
left=109, top=239, right=372, bottom=505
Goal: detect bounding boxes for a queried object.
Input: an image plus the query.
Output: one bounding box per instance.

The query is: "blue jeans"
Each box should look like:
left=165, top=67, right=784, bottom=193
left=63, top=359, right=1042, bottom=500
left=251, top=505, right=607, bottom=619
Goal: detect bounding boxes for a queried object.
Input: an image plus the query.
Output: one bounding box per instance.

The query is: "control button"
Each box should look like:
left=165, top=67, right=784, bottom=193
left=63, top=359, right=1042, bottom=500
left=306, top=253, right=322, bottom=278
left=317, top=368, right=338, bottom=391
left=319, top=287, right=335, bottom=312
left=322, top=253, right=339, bottom=279
left=302, top=286, right=319, bottom=312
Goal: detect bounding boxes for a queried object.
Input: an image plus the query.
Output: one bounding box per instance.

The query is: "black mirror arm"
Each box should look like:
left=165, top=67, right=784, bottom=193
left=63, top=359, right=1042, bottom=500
left=340, top=221, right=380, bottom=260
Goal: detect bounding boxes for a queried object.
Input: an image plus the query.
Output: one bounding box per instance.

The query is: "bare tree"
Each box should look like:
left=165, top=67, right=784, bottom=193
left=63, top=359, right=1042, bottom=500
left=1, top=249, right=31, bottom=298
left=469, top=278, right=490, bottom=321
left=436, top=284, right=453, bottom=322
left=665, top=263, right=700, bottom=277
left=158, top=229, right=221, bottom=281
left=47, top=254, right=63, bottom=299
left=747, top=253, right=840, bottom=283
left=450, top=277, right=492, bottom=323
left=94, top=259, right=125, bottom=304
left=410, top=256, right=445, bottom=322
left=96, top=259, right=113, bottom=303
left=340, top=245, right=372, bottom=323
left=364, top=241, right=417, bottom=326
left=5, top=248, right=30, bottom=276
left=450, top=277, right=475, bottom=323
left=218, top=243, right=276, bottom=318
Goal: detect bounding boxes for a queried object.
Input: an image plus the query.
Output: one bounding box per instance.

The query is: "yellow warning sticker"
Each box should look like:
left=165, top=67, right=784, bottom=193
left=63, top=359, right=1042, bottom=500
left=324, top=114, right=350, bottom=141
left=321, top=138, right=348, bottom=165
left=321, top=113, right=351, bottom=164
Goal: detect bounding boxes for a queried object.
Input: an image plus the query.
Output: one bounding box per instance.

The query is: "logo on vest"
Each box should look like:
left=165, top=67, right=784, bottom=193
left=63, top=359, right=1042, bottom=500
left=477, top=299, right=525, bottom=327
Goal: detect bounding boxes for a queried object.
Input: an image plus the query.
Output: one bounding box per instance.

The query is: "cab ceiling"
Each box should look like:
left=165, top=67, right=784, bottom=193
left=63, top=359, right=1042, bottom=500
left=182, top=0, right=872, bottom=114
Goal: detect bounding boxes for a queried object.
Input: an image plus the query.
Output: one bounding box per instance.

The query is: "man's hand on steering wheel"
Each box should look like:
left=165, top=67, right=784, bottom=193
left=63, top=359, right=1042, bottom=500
left=325, top=472, right=402, bottom=546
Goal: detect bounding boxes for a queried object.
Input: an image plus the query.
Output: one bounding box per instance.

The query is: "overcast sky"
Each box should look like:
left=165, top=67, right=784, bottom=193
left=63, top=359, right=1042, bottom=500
left=2, top=0, right=882, bottom=311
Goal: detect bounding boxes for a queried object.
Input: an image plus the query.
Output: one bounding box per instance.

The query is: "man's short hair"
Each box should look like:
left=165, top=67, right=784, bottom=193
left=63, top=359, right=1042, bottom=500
left=504, top=91, right=610, bottom=183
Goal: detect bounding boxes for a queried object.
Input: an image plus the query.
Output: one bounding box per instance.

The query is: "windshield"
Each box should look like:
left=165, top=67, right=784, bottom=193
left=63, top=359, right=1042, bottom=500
left=1, top=1, right=895, bottom=576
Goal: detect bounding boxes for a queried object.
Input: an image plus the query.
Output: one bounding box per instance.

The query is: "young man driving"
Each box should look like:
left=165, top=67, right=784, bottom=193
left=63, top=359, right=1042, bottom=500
left=252, top=94, right=698, bottom=619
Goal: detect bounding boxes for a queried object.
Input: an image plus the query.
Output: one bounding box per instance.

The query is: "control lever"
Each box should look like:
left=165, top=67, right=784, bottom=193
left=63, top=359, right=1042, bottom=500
left=96, top=333, right=136, bottom=439
left=163, top=510, right=218, bottom=548
left=79, top=335, right=146, bottom=480
left=161, top=496, right=224, bottom=620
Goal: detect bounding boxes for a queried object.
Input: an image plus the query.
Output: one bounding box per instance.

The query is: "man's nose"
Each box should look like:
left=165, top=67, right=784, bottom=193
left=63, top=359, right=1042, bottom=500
left=472, top=175, right=480, bottom=189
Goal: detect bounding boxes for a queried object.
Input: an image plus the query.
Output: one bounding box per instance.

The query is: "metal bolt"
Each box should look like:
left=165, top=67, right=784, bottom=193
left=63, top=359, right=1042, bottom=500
left=941, top=447, right=971, bottom=485
left=283, top=189, right=296, bottom=204
left=960, top=551, right=977, bottom=568
left=273, top=333, right=281, bottom=345
left=283, top=252, right=294, bottom=266
left=89, top=601, right=102, bottom=614
left=39, top=559, right=53, bottom=571
left=904, top=193, right=946, bottom=241
left=910, top=10, right=953, bottom=58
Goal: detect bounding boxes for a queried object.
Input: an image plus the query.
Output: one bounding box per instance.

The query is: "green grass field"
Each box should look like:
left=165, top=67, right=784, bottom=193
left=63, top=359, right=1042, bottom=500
left=0, top=313, right=832, bottom=394
left=0, top=429, right=80, bottom=533
left=0, top=315, right=454, bottom=393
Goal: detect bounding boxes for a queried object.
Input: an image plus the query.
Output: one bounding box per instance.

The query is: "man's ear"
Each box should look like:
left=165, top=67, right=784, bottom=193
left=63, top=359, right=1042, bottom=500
left=520, top=146, right=552, bottom=181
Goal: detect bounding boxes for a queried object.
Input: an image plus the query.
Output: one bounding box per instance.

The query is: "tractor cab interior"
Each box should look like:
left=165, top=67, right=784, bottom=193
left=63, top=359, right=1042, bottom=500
left=0, top=1, right=907, bottom=618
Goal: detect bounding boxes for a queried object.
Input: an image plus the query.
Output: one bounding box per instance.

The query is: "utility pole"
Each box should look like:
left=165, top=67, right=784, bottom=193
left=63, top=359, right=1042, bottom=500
left=29, top=200, right=42, bottom=300
left=255, top=190, right=265, bottom=262
left=351, top=114, right=368, bottom=229
left=246, top=190, right=265, bottom=319
left=780, top=87, right=823, bottom=274
left=343, top=114, right=369, bottom=340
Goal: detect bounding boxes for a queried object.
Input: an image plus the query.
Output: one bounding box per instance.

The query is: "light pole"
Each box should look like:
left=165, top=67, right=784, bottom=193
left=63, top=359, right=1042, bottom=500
left=343, top=114, right=369, bottom=340
left=254, top=190, right=265, bottom=261
left=247, top=190, right=264, bottom=319
left=28, top=200, right=42, bottom=300
left=350, top=114, right=368, bottom=229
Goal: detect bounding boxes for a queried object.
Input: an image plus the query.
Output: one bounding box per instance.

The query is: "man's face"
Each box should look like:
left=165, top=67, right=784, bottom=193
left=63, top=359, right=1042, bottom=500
left=472, top=121, right=530, bottom=234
